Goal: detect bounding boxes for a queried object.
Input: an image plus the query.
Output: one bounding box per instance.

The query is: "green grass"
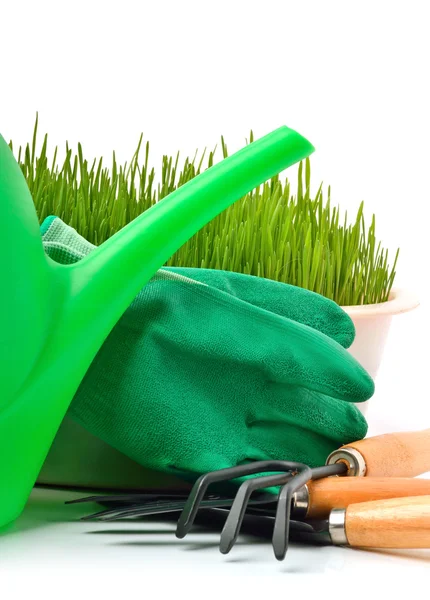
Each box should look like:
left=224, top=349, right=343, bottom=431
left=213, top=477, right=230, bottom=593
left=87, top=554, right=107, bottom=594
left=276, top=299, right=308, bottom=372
left=11, top=116, right=399, bottom=306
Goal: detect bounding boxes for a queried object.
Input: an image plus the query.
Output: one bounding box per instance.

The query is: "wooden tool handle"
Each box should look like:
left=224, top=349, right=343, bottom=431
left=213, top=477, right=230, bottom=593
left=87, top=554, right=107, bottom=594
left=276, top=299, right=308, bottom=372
left=342, top=428, right=430, bottom=477
left=345, top=495, right=430, bottom=548
left=306, top=477, right=430, bottom=518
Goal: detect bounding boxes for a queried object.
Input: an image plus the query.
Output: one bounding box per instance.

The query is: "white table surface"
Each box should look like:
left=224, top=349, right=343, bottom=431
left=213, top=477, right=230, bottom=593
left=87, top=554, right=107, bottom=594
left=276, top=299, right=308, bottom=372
left=1, top=306, right=429, bottom=595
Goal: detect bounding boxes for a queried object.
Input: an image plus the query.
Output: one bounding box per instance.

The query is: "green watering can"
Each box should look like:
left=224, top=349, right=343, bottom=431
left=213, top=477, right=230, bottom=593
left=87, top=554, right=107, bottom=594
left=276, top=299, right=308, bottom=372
left=0, top=126, right=314, bottom=528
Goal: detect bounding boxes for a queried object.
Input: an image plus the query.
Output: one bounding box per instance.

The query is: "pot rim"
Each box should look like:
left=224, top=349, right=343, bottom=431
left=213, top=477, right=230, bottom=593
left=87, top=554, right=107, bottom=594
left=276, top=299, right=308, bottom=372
left=341, top=288, right=420, bottom=318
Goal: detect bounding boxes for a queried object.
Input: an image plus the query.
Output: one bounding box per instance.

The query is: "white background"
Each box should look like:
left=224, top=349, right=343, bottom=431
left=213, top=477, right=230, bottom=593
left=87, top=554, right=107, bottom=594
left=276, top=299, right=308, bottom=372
left=1, top=0, right=429, bottom=595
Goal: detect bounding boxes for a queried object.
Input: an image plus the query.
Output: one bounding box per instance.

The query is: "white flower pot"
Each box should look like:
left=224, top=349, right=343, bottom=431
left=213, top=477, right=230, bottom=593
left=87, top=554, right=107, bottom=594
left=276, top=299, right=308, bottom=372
left=342, top=288, right=419, bottom=414
left=37, top=287, right=419, bottom=491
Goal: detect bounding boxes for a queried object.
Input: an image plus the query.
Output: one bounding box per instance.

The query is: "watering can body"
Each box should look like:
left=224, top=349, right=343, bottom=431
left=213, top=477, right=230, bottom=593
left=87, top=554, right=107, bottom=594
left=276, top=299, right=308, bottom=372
left=0, top=126, right=314, bottom=527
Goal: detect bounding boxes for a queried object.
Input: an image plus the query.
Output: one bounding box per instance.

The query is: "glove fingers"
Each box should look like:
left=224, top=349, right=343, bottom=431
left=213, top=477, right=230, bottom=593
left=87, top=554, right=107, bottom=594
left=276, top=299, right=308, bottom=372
left=254, top=383, right=367, bottom=441
left=247, top=388, right=367, bottom=468
left=267, top=319, right=374, bottom=402
left=169, top=279, right=374, bottom=403
left=165, top=266, right=355, bottom=348
left=247, top=422, right=341, bottom=468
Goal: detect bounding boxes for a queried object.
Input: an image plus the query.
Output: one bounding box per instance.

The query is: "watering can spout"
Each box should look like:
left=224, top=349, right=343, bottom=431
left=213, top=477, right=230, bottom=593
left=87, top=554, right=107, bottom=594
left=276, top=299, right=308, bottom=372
left=0, top=126, right=314, bottom=527
left=71, top=126, right=314, bottom=322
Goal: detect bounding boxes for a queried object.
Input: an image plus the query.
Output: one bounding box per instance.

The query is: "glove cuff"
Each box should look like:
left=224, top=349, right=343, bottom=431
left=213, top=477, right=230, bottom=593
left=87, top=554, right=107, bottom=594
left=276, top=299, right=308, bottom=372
left=40, top=216, right=95, bottom=264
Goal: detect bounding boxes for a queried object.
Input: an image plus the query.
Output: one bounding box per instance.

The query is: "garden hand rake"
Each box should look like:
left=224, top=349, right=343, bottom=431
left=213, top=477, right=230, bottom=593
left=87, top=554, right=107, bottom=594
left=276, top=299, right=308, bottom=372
left=176, top=428, right=430, bottom=560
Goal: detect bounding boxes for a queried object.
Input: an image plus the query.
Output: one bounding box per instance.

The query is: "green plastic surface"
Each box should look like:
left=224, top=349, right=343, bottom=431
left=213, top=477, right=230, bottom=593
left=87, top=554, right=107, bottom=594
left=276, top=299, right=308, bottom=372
left=0, top=126, right=314, bottom=527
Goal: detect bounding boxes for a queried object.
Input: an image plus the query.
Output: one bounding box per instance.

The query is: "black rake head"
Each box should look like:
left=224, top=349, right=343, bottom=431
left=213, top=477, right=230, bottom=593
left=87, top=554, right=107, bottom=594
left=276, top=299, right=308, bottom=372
left=68, top=460, right=347, bottom=561
left=175, top=460, right=346, bottom=560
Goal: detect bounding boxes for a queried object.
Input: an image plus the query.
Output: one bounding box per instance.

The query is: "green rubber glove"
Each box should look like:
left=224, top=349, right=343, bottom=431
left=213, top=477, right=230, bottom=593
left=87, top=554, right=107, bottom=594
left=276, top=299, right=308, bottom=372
left=42, top=217, right=373, bottom=475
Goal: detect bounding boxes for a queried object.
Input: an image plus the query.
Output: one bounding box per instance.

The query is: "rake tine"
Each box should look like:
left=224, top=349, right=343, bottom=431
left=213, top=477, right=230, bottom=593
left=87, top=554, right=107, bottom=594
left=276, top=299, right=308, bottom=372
left=79, top=497, right=187, bottom=521
left=82, top=497, right=230, bottom=522
left=68, top=490, right=229, bottom=507
left=272, top=462, right=347, bottom=560
left=80, top=496, right=202, bottom=521
left=81, top=505, right=180, bottom=522
left=219, top=472, right=295, bottom=554
left=176, top=460, right=308, bottom=539
left=80, top=508, right=123, bottom=521
left=85, top=491, right=277, bottom=522
left=66, top=493, right=170, bottom=505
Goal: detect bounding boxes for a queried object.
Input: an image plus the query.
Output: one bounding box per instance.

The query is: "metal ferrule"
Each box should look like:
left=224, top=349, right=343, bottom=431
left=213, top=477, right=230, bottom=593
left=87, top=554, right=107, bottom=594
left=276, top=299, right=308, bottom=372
left=329, top=508, right=348, bottom=545
left=291, top=484, right=309, bottom=519
left=325, top=447, right=367, bottom=477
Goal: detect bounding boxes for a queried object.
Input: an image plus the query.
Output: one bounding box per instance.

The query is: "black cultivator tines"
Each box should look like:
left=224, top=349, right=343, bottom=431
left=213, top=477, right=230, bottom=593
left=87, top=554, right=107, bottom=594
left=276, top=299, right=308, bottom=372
left=69, top=490, right=277, bottom=522
left=70, top=460, right=347, bottom=561
left=175, top=460, right=346, bottom=560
